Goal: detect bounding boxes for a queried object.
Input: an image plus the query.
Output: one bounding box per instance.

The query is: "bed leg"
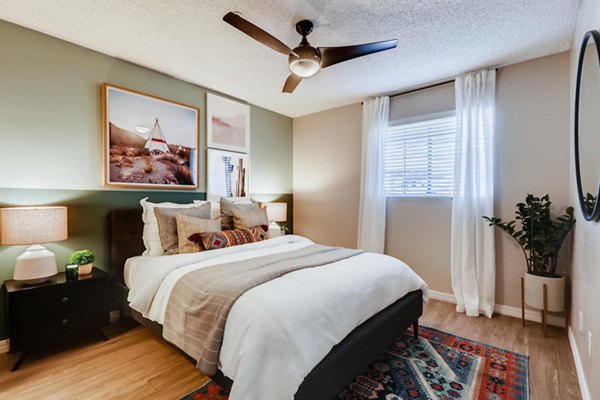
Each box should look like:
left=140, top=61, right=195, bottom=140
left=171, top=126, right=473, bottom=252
left=412, top=320, right=419, bottom=339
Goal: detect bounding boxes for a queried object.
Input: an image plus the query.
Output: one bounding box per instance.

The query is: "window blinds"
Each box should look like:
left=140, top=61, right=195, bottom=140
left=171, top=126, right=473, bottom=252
left=383, top=115, right=456, bottom=197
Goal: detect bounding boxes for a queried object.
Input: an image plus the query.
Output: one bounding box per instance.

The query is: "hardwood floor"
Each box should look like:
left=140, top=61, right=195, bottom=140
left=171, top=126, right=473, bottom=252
left=0, top=300, right=581, bottom=399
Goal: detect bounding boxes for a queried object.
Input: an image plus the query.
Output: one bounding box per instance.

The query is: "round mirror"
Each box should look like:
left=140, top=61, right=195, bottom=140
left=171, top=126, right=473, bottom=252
left=575, top=30, right=600, bottom=221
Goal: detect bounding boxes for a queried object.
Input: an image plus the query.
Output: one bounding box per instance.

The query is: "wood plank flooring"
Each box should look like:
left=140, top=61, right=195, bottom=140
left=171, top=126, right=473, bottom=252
left=0, top=300, right=581, bottom=399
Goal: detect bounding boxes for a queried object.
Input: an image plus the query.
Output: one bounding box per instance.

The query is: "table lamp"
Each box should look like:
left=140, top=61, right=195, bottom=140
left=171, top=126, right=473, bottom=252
left=0, top=206, right=68, bottom=284
left=263, top=202, right=287, bottom=232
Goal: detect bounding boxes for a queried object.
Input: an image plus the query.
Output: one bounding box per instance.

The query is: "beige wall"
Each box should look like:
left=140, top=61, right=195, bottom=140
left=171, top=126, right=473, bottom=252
left=293, top=52, right=571, bottom=311
left=495, top=52, right=571, bottom=306
left=293, top=103, right=362, bottom=248
left=386, top=199, right=453, bottom=293
left=569, top=1, right=600, bottom=398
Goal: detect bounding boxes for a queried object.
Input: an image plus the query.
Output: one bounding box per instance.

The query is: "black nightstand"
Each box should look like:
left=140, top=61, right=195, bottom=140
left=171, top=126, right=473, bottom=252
left=2, top=267, right=110, bottom=371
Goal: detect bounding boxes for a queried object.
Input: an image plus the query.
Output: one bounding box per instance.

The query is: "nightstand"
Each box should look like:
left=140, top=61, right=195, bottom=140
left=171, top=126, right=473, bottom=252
left=2, top=267, right=110, bottom=371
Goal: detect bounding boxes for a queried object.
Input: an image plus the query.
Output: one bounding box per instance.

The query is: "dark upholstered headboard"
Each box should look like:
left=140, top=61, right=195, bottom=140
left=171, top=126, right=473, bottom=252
left=110, top=209, right=145, bottom=286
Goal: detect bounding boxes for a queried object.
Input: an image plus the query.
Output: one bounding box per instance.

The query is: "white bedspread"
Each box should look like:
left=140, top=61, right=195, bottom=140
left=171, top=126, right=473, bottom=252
left=126, top=235, right=429, bottom=400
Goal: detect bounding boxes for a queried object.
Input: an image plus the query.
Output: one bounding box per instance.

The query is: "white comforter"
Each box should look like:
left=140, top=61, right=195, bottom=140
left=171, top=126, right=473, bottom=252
left=126, top=235, right=429, bottom=400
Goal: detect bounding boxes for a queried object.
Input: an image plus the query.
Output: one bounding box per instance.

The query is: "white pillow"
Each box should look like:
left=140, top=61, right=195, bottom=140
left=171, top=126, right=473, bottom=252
left=140, top=197, right=201, bottom=256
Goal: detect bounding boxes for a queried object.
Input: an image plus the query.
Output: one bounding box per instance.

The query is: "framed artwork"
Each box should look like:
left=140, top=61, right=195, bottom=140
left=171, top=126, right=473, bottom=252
left=207, top=148, right=249, bottom=201
left=102, top=83, right=200, bottom=189
left=206, top=93, right=250, bottom=154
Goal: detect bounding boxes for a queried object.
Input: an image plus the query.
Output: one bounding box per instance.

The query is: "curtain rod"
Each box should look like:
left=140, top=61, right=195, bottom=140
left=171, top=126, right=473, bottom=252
left=377, top=67, right=500, bottom=100
left=388, top=79, right=454, bottom=98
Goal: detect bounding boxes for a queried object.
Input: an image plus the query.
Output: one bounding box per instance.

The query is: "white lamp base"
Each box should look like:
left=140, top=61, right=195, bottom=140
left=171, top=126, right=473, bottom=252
left=13, top=244, right=58, bottom=284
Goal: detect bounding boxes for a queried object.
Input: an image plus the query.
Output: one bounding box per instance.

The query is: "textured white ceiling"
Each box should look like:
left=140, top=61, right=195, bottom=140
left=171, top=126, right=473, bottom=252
left=0, top=0, right=581, bottom=117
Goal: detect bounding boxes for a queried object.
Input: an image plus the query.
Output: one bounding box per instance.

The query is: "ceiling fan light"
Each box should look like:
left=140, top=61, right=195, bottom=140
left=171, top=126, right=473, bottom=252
left=289, top=58, right=320, bottom=77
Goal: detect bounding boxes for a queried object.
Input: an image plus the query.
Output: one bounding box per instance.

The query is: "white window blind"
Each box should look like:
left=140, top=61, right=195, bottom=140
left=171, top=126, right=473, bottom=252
left=383, top=114, right=456, bottom=197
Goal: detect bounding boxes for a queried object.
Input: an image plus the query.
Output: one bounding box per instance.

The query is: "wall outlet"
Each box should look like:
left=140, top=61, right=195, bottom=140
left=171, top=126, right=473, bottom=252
left=109, top=310, right=121, bottom=322
left=578, top=311, right=584, bottom=333
left=588, top=331, right=593, bottom=358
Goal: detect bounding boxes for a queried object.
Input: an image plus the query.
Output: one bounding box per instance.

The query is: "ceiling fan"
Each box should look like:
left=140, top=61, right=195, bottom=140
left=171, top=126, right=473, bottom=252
left=223, top=12, right=398, bottom=93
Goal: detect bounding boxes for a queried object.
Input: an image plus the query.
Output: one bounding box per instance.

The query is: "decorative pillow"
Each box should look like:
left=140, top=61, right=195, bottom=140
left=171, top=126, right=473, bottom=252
left=194, top=200, right=222, bottom=220
left=154, top=204, right=211, bottom=255
left=190, top=226, right=268, bottom=251
left=176, top=214, right=222, bottom=254
left=232, top=206, right=269, bottom=230
left=140, top=197, right=202, bottom=256
left=220, top=197, right=254, bottom=230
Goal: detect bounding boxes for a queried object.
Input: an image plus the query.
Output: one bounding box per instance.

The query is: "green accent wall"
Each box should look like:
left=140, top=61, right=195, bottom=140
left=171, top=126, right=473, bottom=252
left=0, top=20, right=293, bottom=339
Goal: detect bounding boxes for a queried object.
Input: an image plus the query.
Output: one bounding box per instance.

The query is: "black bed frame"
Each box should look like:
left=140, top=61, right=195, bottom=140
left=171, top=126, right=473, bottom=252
left=109, top=209, right=423, bottom=400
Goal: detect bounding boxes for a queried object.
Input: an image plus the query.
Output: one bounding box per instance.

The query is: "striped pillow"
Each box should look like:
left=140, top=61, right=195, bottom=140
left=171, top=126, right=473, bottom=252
left=189, top=226, right=268, bottom=251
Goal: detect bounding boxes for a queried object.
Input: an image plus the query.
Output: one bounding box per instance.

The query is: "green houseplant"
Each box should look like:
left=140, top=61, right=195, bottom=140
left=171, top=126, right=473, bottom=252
left=69, top=250, right=95, bottom=275
left=483, top=194, right=575, bottom=312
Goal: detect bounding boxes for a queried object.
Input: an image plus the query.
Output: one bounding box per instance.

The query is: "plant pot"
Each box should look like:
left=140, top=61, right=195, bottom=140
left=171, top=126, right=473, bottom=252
left=78, top=263, right=93, bottom=275
left=524, top=272, right=565, bottom=312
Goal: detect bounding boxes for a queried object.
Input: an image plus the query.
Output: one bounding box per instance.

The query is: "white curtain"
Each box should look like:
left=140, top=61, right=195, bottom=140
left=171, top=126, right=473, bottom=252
left=451, top=69, right=496, bottom=318
left=357, top=96, right=389, bottom=253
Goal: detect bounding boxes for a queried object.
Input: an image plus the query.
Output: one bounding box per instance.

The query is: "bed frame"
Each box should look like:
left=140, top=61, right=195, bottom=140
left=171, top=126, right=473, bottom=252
left=109, top=209, right=423, bottom=400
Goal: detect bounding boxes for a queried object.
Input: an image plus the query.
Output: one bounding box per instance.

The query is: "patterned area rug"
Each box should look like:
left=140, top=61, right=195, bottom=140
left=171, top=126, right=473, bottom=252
left=181, top=326, right=529, bottom=400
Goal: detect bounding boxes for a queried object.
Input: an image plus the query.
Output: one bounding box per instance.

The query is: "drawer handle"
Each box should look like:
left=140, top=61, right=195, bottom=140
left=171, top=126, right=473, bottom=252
left=61, top=297, right=69, bottom=303
left=62, top=318, right=68, bottom=325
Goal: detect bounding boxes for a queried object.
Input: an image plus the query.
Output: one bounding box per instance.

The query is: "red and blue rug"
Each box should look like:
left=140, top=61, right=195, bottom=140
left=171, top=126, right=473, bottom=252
left=181, top=325, right=529, bottom=400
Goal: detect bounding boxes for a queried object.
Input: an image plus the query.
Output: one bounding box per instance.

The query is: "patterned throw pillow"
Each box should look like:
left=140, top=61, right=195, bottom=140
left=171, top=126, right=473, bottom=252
left=189, top=226, right=268, bottom=250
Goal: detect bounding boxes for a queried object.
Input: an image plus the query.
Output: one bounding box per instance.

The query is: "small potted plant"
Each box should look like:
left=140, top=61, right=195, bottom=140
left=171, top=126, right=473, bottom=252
left=483, top=194, right=575, bottom=313
left=69, top=250, right=95, bottom=275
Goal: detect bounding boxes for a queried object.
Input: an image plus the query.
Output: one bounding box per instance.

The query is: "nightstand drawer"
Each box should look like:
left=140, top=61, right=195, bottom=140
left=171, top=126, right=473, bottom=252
left=20, top=311, right=92, bottom=348
left=18, top=286, right=87, bottom=317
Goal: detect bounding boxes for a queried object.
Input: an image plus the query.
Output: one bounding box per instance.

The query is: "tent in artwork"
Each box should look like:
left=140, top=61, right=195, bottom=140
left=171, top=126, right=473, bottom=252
left=145, top=118, right=170, bottom=154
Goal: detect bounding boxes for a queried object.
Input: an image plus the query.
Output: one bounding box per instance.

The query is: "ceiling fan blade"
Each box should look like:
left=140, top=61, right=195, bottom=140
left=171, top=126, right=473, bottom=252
left=223, top=12, right=294, bottom=56
left=319, top=39, right=398, bottom=68
left=282, top=74, right=303, bottom=93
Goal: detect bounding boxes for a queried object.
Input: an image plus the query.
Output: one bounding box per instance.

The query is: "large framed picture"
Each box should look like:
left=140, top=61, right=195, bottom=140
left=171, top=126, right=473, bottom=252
left=207, top=148, right=249, bottom=201
left=206, top=93, right=250, bottom=154
left=102, top=83, right=200, bottom=189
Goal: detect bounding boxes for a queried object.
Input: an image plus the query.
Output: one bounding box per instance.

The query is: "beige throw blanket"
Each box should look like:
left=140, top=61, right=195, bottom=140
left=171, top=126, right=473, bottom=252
left=162, top=244, right=364, bottom=375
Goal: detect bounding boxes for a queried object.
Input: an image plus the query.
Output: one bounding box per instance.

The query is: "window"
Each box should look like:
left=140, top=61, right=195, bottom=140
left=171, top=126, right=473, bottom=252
left=383, top=113, right=456, bottom=198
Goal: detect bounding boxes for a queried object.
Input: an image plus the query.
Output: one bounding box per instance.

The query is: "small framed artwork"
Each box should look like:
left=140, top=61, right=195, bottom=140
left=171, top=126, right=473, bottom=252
left=207, top=148, right=249, bottom=201
left=206, top=93, right=250, bottom=154
left=102, top=83, right=200, bottom=189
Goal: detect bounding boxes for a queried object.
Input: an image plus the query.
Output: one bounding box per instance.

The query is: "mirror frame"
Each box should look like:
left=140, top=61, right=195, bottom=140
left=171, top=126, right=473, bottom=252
left=574, top=29, right=600, bottom=221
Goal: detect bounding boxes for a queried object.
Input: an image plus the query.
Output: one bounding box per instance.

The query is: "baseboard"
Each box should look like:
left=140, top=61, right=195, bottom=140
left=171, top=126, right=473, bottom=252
left=428, top=290, right=565, bottom=326
left=428, top=290, right=457, bottom=304
left=494, top=303, right=565, bottom=327
left=568, top=326, right=591, bottom=400
left=0, top=339, right=8, bottom=353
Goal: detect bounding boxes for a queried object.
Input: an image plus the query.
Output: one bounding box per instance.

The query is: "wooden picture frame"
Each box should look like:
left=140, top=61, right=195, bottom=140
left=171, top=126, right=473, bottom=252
left=102, top=83, right=200, bottom=189
left=206, top=148, right=249, bottom=201
left=206, top=93, right=250, bottom=154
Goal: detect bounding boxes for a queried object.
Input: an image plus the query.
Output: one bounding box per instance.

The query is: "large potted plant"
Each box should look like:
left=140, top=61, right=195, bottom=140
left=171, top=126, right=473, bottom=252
left=483, top=194, right=575, bottom=312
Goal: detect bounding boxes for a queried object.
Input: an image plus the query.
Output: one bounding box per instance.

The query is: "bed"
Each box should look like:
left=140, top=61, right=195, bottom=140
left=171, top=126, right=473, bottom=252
left=109, top=209, right=428, bottom=400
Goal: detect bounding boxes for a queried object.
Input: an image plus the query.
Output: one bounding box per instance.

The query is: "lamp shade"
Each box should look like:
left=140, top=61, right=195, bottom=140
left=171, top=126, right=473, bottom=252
left=0, top=206, right=68, bottom=246
left=263, top=203, right=287, bottom=222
